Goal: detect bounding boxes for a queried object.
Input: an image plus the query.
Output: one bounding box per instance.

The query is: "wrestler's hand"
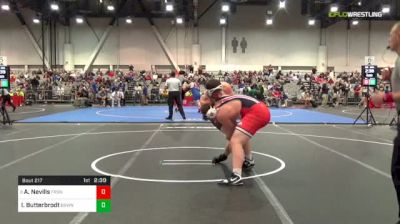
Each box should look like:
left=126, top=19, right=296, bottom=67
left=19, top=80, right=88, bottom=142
left=206, top=107, right=218, bottom=119
left=200, top=103, right=211, bottom=115
left=200, top=94, right=212, bottom=107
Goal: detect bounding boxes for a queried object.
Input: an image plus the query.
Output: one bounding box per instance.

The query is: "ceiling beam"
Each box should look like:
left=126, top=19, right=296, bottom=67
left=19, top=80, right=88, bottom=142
left=137, top=0, right=179, bottom=71
left=83, top=0, right=129, bottom=72
left=198, top=0, right=219, bottom=20
left=11, top=0, right=50, bottom=69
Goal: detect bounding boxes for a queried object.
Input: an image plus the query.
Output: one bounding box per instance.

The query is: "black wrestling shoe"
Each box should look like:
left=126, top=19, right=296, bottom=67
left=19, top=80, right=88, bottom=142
left=165, top=116, right=172, bottom=120
left=212, top=153, right=228, bottom=164
left=242, top=158, right=255, bottom=170
left=218, top=173, right=243, bottom=186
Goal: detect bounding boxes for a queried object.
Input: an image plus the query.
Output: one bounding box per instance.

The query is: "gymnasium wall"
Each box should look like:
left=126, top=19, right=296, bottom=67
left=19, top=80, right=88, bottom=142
left=0, top=0, right=397, bottom=72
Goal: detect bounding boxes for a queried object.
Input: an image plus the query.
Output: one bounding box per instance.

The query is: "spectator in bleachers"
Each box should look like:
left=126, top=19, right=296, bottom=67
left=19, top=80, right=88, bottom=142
left=354, top=84, right=362, bottom=104
left=321, top=82, right=329, bottom=107
left=107, top=70, right=115, bottom=79
left=248, top=84, right=259, bottom=99
left=111, top=88, right=124, bottom=107
left=273, top=87, right=283, bottom=107
left=97, top=87, right=107, bottom=107
left=7, top=65, right=392, bottom=109
left=142, top=84, right=149, bottom=105
left=256, top=83, right=265, bottom=101
left=341, top=79, right=350, bottom=105
left=189, top=78, right=201, bottom=111
left=310, top=77, right=320, bottom=103
left=332, top=82, right=341, bottom=107
left=265, top=90, right=275, bottom=107
left=150, top=83, right=161, bottom=103
left=133, top=84, right=142, bottom=105
left=303, top=90, right=312, bottom=107
left=238, top=81, right=245, bottom=94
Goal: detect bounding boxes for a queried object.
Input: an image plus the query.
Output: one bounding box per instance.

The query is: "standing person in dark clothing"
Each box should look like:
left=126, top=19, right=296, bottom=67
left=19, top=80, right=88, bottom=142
left=142, top=84, right=148, bottom=105
left=332, top=82, right=341, bottom=107
left=31, top=76, right=40, bottom=103
left=372, top=22, right=400, bottom=224
left=165, top=72, right=186, bottom=120
left=1, top=88, right=16, bottom=112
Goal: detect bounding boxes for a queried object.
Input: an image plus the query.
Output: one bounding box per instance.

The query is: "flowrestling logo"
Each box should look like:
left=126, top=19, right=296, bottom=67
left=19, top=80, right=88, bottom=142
left=328, top=11, right=383, bottom=18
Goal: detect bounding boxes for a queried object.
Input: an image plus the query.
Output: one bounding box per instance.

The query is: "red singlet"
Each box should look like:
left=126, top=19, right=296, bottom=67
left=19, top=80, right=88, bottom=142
left=217, top=95, right=270, bottom=137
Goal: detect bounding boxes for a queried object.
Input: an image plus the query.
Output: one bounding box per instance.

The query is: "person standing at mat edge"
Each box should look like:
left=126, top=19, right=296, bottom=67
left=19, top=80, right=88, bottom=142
left=1, top=88, right=16, bottom=112
left=372, top=22, right=400, bottom=224
left=165, top=71, right=186, bottom=120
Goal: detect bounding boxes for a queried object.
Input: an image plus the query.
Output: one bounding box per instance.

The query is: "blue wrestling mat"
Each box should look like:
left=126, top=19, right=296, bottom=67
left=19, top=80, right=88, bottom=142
left=18, top=106, right=363, bottom=124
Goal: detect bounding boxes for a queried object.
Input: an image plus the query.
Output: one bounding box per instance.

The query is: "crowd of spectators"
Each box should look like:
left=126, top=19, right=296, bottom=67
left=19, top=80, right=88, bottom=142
left=218, top=67, right=391, bottom=108
left=6, top=65, right=392, bottom=108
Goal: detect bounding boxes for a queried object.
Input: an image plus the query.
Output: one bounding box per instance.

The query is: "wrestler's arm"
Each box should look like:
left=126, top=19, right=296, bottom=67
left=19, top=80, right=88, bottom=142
left=392, top=92, right=400, bottom=103
left=372, top=91, right=400, bottom=104
left=371, top=68, right=399, bottom=104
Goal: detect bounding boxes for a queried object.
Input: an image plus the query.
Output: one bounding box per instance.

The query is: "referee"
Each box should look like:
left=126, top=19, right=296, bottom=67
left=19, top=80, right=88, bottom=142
left=165, top=72, right=186, bottom=120
left=372, top=22, right=400, bottom=223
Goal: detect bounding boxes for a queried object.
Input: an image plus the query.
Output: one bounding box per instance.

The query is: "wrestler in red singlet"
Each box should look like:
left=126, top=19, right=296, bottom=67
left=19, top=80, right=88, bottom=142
left=215, top=95, right=270, bottom=137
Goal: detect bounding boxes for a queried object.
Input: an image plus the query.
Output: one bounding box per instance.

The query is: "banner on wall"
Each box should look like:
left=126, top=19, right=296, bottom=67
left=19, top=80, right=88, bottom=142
left=365, top=56, right=375, bottom=65
left=0, top=56, right=7, bottom=66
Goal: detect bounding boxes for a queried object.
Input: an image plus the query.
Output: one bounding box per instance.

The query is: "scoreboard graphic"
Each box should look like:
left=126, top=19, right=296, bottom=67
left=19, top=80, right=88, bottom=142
left=361, top=65, right=378, bottom=87
left=18, top=176, right=111, bottom=213
left=0, top=66, right=10, bottom=89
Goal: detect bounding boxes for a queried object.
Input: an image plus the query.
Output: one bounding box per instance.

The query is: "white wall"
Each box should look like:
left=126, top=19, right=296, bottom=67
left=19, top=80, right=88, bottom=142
left=70, top=17, right=192, bottom=70
left=0, top=11, right=42, bottom=65
left=326, top=20, right=397, bottom=72
left=0, top=1, right=397, bottom=72
left=200, top=1, right=320, bottom=68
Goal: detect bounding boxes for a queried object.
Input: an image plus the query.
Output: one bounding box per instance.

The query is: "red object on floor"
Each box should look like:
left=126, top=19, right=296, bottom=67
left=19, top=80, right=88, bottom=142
left=11, top=96, right=24, bottom=107
left=369, top=95, right=395, bottom=108
left=0, top=96, right=24, bottom=107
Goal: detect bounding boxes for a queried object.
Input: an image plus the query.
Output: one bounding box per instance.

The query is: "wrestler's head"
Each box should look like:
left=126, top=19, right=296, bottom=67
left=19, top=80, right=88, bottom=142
left=205, top=79, right=223, bottom=100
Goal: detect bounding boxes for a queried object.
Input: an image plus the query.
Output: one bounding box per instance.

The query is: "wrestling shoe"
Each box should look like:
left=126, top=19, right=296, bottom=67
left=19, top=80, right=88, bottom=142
left=218, top=172, right=243, bottom=186
left=212, top=153, right=228, bottom=164
left=242, top=158, right=255, bottom=170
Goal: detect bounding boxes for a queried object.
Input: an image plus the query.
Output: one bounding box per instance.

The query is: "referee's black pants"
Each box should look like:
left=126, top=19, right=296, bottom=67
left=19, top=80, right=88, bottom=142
left=393, top=125, right=400, bottom=218
left=1, top=95, right=16, bottom=111
left=167, top=91, right=185, bottom=119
